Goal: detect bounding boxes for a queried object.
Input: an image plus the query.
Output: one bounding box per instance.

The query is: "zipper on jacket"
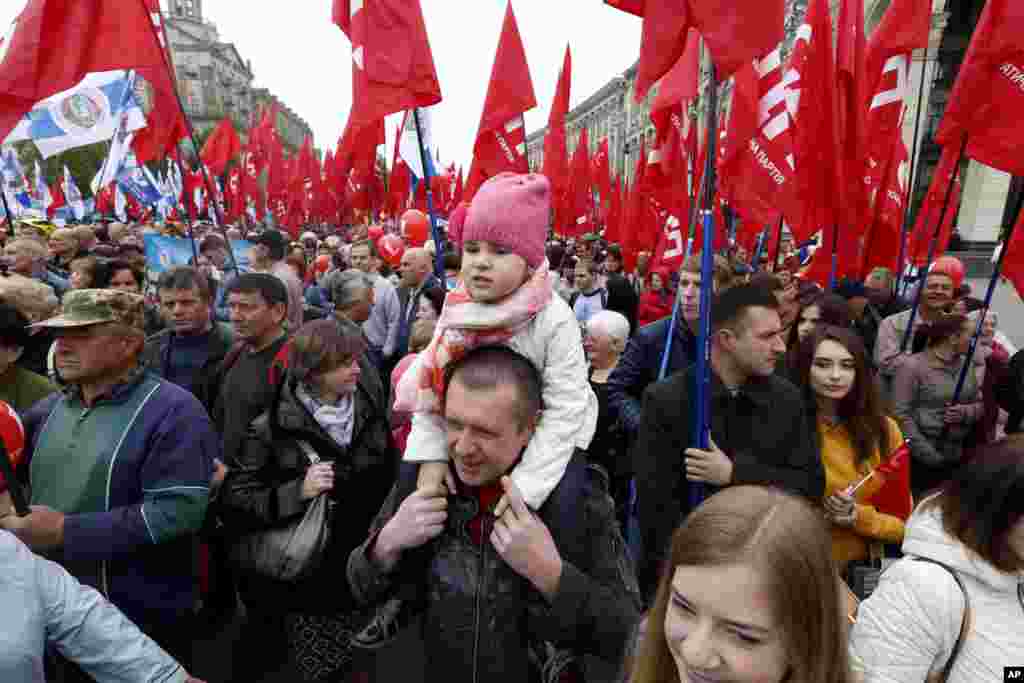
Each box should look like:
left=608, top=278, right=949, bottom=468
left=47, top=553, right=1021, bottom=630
left=472, top=513, right=491, bottom=683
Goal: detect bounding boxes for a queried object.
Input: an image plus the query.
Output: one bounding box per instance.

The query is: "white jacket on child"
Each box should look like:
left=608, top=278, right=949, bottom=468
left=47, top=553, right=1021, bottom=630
left=402, top=292, right=599, bottom=510
left=849, top=495, right=1024, bottom=682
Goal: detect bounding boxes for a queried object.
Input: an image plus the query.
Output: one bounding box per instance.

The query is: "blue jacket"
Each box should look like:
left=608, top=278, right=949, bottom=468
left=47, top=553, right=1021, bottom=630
left=606, top=316, right=696, bottom=437
left=22, top=371, right=218, bottom=629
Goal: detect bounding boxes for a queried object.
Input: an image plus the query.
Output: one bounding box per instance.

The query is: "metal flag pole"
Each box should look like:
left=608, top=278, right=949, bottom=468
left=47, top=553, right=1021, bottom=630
left=142, top=0, right=238, bottom=274
left=939, top=190, right=1024, bottom=443
left=828, top=221, right=841, bottom=291
left=900, top=135, right=969, bottom=353
left=751, top=227, right=769, bottom=272
left=412, top=107, right=446, bottom=281
left=895, top=52, right=931, bottom=297
left=691, top=65, right=720, bottom=510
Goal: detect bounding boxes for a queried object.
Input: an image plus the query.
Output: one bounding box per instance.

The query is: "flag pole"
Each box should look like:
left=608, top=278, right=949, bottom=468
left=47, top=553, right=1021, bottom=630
left=692, top=65, right=720, bottom=510
left=900, top=135, right=969, bottom=353
left=173, top=157, right=200, bottom=265
left=142, top=0, right=238, bottom=274
left=412, top=108, right=446, bottom=281
left=0, top=189, right=15, bottom=237
left=771, top=216, right=785, bottom=271
left=938, top=191, right=1023, bottom=443
left=520, top=114, right=530, bottom=170
left=828, top=222, right=841, bottom=290
left=751, top=227, right=769, bottom=272
left=894, top=51, right=931, bottom=298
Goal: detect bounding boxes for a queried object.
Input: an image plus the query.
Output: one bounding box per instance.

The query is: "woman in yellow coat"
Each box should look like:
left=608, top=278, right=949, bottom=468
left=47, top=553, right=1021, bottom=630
left=794, top=325, right=911, bottom=572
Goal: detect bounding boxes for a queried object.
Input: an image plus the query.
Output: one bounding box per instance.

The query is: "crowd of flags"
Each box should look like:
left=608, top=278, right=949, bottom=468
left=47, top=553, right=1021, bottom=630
left=0, top=0, right=1021, bottom=297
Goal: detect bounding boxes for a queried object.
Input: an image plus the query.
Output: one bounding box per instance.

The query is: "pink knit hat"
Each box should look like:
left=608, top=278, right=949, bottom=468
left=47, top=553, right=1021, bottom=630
left=463, top=172, right=550, bottom=268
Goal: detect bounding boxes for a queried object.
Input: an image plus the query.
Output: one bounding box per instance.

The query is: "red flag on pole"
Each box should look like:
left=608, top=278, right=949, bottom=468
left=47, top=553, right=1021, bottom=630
left=632, top=0, right=785, bottom=100
left=0, top=0, right=170, bottom=141
left=907, top=143, right=962, bottom=266
left=787, top=0, right=844, bottom=246
left=935, top=0, right=1024, bottom=176
left=543, top=46, right=572, bottom=231
left=566, top=128, right=593, bottom=237
left=1001, top=208, right=1024, bottom=301
left=201, top=118, right=242, bottom=177
left=592, top=137, right=612, bottom=218
left=860, top=0, right=931, bottom=191
left=836, top=0, right=868, bottom=232
left=466, top=1, right=536, bottom=198
left=859, top=137, right=910, bottom=277
left=603, top=0, right=645, bottom=16
left=867, top=440, right=912, bottom=521
left=133, top=0, right=188, bottom=163
left=333, top=0, right=442, bottom=160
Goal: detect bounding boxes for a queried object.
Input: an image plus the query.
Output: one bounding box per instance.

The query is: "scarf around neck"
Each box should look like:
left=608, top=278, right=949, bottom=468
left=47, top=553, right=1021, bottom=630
left=297, top=382, right=356, bottom=448
left=394, top=260, right=554, bottom=414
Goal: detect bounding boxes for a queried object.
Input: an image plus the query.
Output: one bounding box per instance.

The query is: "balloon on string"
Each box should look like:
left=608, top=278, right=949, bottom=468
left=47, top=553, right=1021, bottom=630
left=0, top=400, right=25, bottom=494
left=377, top=234, right=406, bottom=269
left=401, top=209, right=430, bottom=247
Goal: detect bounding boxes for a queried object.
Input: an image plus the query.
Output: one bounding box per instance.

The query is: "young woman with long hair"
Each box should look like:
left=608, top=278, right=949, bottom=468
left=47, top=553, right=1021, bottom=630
left=629, top=487, right=852, bottom=683
left=794, top=325, right=910, bottom=572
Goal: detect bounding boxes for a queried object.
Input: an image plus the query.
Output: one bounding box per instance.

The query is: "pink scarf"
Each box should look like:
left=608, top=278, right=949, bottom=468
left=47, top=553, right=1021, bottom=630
left=394, top=260, right=554, bottom=414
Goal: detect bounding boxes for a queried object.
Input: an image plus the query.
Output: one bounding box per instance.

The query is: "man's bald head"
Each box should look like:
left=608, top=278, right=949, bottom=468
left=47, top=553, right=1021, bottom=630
left=400, top=247, right=432, bottom=289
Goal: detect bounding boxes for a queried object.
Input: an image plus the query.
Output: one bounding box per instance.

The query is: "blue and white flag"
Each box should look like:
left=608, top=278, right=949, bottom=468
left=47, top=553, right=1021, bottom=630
left=4, top=71, right=147, bottom=159
left=92, top=72, right=143, bottom=194
left=33, top=161, right=52, bottom=213
left=114, top=183, right=127, bottom=222
left=116, top=152, right=164, bottom=207
left=144, top=234, right=253, bottom=273
left=1, top=147, right=31, bottom=218
left=399, top=107, right=438, bottom=183
left=63, top=165, right=85, bottom=221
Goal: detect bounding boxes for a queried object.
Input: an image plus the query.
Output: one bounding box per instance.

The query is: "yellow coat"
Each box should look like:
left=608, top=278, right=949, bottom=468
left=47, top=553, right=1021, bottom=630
left=820, top=416, right=907, bottom=568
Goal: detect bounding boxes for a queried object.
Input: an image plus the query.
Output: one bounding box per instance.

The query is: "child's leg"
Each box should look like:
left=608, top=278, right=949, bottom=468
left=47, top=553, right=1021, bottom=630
left=416, top=460, right=449, bottom=492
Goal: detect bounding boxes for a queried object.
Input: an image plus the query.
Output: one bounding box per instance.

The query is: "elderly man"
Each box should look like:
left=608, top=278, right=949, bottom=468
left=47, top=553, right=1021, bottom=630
left=348, top=346, right=640, bottom=682
left=395, top=247, right=440, bottom=357
left=3, top=236, right=68, bottom=298
left=1, top=289, right=219, bottom=674
left=331, top=269, right=376, bottom=325
left=351, top=239, right=401, bottom=370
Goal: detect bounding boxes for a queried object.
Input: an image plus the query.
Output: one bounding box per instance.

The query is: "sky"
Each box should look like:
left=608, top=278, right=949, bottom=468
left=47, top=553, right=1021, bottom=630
left=0, top=1, right=642, bottom=170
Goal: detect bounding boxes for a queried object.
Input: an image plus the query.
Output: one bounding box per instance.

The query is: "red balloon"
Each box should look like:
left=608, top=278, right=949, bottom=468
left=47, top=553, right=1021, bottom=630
left=367, top=224, right=385, bottom=242
left=0, top=401, right=25, bottom=493
left=377, top=234, right=406, bottom=269
left=401, top=210, right=430, bottom=247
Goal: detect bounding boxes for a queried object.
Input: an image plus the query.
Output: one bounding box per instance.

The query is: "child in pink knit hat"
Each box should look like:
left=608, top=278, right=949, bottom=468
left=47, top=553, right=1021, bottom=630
left=354, top=172, right=598, bottom=647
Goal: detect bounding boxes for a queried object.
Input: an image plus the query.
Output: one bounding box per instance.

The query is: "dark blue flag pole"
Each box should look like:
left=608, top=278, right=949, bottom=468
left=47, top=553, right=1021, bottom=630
left=899, top=135, right=968, bottom=353
left=894, top=56, right=930, bottom=297
left=691, top=66, right=720, bottom=510
left=412, top=108, right=447, bottom=282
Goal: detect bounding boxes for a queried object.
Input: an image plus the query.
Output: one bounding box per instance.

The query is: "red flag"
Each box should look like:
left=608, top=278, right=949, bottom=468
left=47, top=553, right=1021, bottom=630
left=788, top=0, right=845, bottom=246
left=868, top=440, right=912, bottom=521
left=466, top=1, right=536, bottom=197
left=225, top=166, right=243, bottom=224
left=861, top=0, right=931, bottom=191
left=592, top=137, right=612, bottom=214
left=543, top=46, right=572, bottom=228
left=936, top=0, right=1024, bottom=176
left=605, top=175, right=623, bottom=244
left=837, top=0, right=867, bottom=230
left=907, top=143, right=962, bottom=266
left=0, top=0, right=170, bottom=141
left=652, top=209, right=686, bottom=273
left=566, top=128, right=594, bottom=237
left=132, top=0, right=188, bottom=163
left=603, top=0, right=644, bottom=16
left=201, top=118, right=242, bottom=177
left=859, top=137, right=909, bottom=278
left=633, top=0, right=785, bottom=100
left=647, top=29, right=698, bottom=207
left=718, top=51, right=797, bottom=233
left=47, top=179, right=66, bottom=219
left=334, top=0, right=442, bottom=160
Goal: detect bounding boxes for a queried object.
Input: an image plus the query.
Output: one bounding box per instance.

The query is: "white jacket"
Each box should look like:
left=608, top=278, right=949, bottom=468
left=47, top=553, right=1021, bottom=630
left=403, top=292, right=598, bottom=510
left=849, top=496, right=1024, bottom=681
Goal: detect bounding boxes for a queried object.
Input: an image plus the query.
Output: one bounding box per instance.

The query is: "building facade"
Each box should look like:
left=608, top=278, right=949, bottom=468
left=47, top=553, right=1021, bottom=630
left=159, top=0, right=313, bottom=153
left=530, top=0, right=1001, bottom=245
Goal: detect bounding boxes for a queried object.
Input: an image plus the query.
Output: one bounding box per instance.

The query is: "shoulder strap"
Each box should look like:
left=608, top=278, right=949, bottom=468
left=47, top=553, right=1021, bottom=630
left=569, top=291, right=579, bottom=308
left=913, top=558, right=972, bottom=680
left=600, top=288, right=608, bottom=308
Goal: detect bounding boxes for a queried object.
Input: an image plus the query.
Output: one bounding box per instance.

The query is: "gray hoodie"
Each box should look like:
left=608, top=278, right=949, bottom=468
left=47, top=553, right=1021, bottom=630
left=0, top=531, right=186, bottom=683
left=850, top=496, right=1024, bottom=681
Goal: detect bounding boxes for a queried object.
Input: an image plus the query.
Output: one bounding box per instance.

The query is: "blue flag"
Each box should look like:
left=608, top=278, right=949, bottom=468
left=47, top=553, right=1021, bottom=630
left=144, top=234, right=253, bottom=273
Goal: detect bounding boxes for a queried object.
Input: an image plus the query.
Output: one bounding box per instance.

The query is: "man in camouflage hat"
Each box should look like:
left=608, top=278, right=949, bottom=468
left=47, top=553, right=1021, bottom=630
left=1, top=289, right=220, bottom=676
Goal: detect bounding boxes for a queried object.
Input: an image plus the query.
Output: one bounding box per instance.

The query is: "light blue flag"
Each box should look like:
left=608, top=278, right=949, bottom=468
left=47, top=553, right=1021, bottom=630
left=63, top=165, right=85, bottom=221
left=117, top=152, right=164, bottom=207
left=145, top=234, right=253, bottom=273
left=5, top=71, right=147, bottom=159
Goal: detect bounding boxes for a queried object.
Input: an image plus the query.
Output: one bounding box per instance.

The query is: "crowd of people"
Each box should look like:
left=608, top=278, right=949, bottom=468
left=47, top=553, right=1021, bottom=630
left=0, top=171, right=1021, bottom=683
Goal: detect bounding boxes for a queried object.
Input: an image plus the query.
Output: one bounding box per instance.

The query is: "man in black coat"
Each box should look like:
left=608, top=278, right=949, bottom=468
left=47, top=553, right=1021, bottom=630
left=632, top=284, right=824, bottom=595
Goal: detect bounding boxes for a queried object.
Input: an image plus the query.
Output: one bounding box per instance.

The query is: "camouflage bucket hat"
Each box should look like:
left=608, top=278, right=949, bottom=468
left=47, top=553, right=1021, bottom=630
left=30, top=289, right=145, bottom=331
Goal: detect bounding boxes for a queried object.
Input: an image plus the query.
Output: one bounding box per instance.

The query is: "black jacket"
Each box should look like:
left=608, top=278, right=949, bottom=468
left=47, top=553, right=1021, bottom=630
left=605, top=272, right=640, bottom=335
left=632, top=364, right=823, bottom=593
left=348, top=453, right=642, bottom=683
left=220, top=359, right=397, bottom=612
left=142, top=322, right=234, bottom=412
left=607, top=317, right=696, bottom=437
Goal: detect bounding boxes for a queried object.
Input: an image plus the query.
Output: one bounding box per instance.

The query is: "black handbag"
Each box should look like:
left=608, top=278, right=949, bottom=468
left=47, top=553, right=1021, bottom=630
left=231, top=441, right=333, bottom=582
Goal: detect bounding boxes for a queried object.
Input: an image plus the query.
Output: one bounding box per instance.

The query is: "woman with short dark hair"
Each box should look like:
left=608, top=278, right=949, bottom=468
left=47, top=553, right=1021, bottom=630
left=891, top=314, right=982, bottom=496
left=220, top=318, right=397, bottom=682
left=850, top=437, right=1024, bottom=681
